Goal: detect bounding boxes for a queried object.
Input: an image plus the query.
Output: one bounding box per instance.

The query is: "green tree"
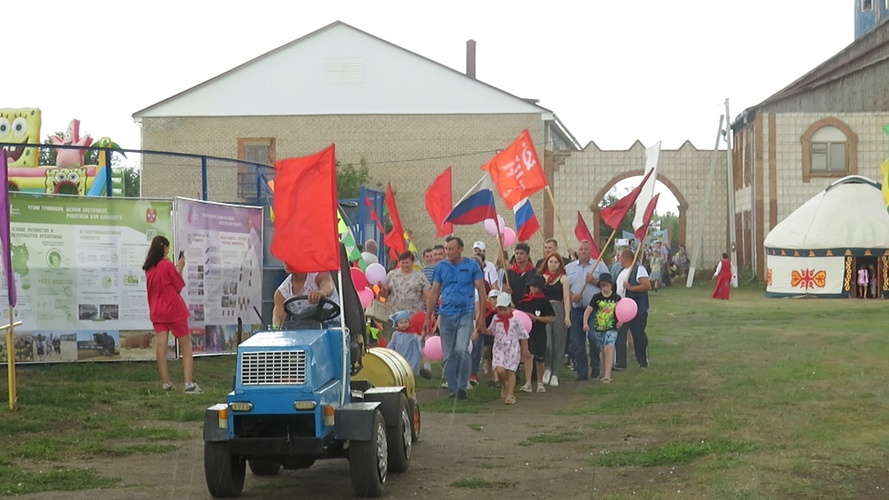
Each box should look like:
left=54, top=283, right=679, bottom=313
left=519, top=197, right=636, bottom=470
left=336, top=158, right=382, bottom=200
left=653, top=211, right=680, bottom=251
left=120, top=167, right=141, bottom=197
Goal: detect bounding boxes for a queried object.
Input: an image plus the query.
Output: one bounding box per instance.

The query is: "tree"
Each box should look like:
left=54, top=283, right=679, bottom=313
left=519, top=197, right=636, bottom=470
left=336, top=158, right=382, bottom=200
left=653, top=211, right=680, bottom=251
left=120, top=166, right=141, bottom=197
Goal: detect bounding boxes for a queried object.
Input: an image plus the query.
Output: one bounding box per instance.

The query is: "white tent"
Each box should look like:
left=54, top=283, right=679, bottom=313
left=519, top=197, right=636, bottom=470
left=764, top=176, right=889, bottom=297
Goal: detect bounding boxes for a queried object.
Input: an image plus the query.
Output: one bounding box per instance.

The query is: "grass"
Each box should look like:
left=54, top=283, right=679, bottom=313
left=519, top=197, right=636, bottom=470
left=4, top=283, right=889, bottom=497
left=0, top=356, right=236, bottom=494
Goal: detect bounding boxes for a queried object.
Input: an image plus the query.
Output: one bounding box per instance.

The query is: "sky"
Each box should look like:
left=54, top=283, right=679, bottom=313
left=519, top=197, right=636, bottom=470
left=4, top=1, right=854, bottom=212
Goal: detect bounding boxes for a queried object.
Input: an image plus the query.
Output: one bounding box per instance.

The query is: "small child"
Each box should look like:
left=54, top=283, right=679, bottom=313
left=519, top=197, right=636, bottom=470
left=582, top=273, right=621, bottom=383
left=514, top=274, right=555, bottom=393
left=386, top=310, right=432, bottom=379
left=484, top=293, right=530, bottom=405
left=857, top=265, right=869, bottom=299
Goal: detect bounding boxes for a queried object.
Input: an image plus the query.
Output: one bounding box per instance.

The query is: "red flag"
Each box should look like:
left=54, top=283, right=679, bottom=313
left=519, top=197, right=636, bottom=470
left=482, top=129, right=547, bottom=208
left=271, top=146, right=340, bottom=273
left=364, top=196, right=386, bottom=234
left=383, top=183, right=406, bottom=258
left=600, top=169, right=654, bottom=231
left=634, top=194, right=660, bottom=241
left=574, top=211, right=601, bottom=260
left=425, top=167, right=454, bottom=237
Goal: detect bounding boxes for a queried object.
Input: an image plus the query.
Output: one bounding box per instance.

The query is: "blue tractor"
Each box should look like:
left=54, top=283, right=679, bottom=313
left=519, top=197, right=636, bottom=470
left=202, top=247, right=420, bottom=497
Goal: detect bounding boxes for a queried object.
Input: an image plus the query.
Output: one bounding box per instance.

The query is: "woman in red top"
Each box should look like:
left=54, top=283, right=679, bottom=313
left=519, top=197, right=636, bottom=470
left=143, top=236, right=200, bottom=393
left=712, top=252, right=733, bottom=300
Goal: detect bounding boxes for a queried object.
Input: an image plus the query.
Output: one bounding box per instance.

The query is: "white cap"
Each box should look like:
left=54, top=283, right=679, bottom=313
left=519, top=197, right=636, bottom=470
left=495, top=293, right=512, bottom=308
left=473, top=241, right=486, bottom=251
left=487, top=289, right=502, bottom=299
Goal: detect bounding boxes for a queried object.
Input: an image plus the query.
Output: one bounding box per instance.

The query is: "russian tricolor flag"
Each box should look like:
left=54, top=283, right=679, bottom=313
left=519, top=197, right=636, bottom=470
left=445, top=175, right=498, bottom=225
left=513, top=198, right=540, bottom=242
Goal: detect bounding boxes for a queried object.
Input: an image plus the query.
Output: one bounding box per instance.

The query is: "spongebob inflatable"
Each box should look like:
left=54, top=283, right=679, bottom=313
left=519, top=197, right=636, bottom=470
left=1, top=109, right=123, bottom=196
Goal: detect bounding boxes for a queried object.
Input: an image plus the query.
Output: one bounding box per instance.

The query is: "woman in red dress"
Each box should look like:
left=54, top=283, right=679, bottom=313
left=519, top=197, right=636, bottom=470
left=712, top=252, right=733, bottom=300
left=143, top=236, right=200, bottom=393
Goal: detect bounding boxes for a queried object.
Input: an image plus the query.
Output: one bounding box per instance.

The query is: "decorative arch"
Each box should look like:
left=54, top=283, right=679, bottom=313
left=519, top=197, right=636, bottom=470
left=800, top=117, right=858, bottom=183
left=588, top=171, right=690, bottom=253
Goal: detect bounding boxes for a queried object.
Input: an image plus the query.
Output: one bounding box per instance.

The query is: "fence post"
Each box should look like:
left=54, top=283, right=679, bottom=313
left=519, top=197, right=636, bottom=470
left=104, top=148, right=112, bottom=197
left=201, top=157, right=208, bottom=201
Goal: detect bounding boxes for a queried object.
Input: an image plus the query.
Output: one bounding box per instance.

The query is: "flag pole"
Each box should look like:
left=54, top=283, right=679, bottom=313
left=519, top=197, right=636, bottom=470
left=6, top=307, right=20, bottom=410
left=492, top=214, right=512, bottom=293
left=545, top=186, right=572, bottom=254
left=631, top=234, right=646, bottom=267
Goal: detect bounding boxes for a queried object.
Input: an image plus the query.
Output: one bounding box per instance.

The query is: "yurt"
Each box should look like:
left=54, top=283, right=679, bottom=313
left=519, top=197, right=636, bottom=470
left=764, top=175, right=889, bottom=298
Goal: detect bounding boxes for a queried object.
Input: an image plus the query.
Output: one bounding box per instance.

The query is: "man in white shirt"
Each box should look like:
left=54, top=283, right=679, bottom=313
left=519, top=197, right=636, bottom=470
left=472, top=241, right=500, bottom=290
left=615, top=248, right=651, bottom=369
left=361, top=239, right=379, bottom=266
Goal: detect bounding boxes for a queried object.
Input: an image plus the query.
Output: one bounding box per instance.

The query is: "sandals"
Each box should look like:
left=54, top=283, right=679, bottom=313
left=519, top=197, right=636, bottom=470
left=504, top=395, right=516, bottom=405
left=602, top=378, right=612, bottom=384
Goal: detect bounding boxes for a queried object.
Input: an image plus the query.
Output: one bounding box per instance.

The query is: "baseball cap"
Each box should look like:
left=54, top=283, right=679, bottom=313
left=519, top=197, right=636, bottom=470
left=473, top=241, right=486, bottom=251
left=495, top=293, right=512, bottom=308
left=487, top=289, right=502, bottom=299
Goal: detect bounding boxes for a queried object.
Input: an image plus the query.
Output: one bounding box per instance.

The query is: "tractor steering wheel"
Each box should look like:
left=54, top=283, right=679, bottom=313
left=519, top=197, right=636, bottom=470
left=282, top=294, right=341, bottom=323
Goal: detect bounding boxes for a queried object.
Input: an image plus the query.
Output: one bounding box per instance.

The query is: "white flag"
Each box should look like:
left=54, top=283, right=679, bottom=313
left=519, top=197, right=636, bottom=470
left=632, top=141, right=661, bottom=231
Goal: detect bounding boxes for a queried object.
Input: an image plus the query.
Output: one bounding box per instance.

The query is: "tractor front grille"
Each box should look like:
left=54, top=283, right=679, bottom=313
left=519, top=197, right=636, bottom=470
left=240, top=350, right=307, bottom=385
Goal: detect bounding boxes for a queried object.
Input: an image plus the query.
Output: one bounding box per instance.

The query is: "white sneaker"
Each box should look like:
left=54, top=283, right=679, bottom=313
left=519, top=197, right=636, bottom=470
left=440, top=381, right=449, bottom=388
left=542, top=369, right=552, bottom=385
left=184, top=383, right=202, bottom=394
left=536, top=383, right=546, bottom=393
left=550, top=375, right=559, bottom=387
left=519, top=382, right=532, bottom=393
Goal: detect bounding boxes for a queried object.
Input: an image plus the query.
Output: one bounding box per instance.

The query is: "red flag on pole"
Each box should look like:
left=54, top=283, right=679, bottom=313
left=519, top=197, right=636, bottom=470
left=364, top=196, right=386, bottom=234
left=600, top=169, right=654, bottom=231
left=271, top=145, right=340, bottom=272
left=481, top=129, right=547, bottom=208
left=425, top=167, right=454, bottom=237
left=383, top=183, right=406, bottom=259
left=634, top=194, right=660, bottom=241
left=574, top=211, right=600, bottom=260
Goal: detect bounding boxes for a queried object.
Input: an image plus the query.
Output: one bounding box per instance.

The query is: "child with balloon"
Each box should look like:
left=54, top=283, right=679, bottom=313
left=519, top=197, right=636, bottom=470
left=582, top=273, right=622, bottom=383
left=483, top=293, right=530, bottom=405
left=386, top=310, right=432, bottom=379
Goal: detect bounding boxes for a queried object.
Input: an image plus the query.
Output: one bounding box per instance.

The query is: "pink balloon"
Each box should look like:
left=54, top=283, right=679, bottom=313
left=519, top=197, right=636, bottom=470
left=424, top=336, right=443, bottom=361
left=350, top=267, right=368, bottom=291
left=364, top=263, right=387, bottom=285
left=502, top=227, right=517, bottom=246
left=357, top=287, right=374, bottom=309
left=615, top=298, right=638, bottom=323
left=483, top=218, right=499, bottom=236
left=513, top=310, right=532, bottom=334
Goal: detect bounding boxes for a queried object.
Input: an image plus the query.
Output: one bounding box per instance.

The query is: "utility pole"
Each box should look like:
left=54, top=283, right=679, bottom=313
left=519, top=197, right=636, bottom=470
left=724, top=98, right=739, bottom=283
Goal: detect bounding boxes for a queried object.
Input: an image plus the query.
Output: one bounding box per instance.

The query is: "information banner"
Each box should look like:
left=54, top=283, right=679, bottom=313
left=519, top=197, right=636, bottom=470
left=173, top=198, right=263, bottom=355
left=0, top=193, right=174, bottom=363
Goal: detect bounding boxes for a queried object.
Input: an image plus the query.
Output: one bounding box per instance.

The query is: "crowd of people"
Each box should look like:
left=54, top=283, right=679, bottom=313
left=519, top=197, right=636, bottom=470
left=359, top=234, right=659, bottom=405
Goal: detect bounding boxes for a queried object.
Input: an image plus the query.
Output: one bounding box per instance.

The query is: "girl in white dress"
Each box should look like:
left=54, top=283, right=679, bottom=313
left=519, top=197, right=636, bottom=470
left=484, top=293, right=530, bottom=405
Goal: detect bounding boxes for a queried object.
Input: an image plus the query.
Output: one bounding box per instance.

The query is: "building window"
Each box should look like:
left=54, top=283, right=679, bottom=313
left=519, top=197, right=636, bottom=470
left=800, top=119, right=857, bottom=182
left=237, top=138, right=276, bottom=201
left=863, top=0, right=874, bottom=12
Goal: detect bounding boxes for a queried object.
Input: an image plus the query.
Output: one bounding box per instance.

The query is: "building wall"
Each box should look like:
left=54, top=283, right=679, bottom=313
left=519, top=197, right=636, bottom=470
left=733, top=111, right=889, bottom=279
left=554, top=141, right=728, bottom=271
left=140, top=113, right=549, bottom=254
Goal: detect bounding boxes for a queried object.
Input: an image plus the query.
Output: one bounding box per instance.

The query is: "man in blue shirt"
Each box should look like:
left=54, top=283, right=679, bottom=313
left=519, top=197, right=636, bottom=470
left=565, top=240, right=610, bottom=381
left=425, top=236, right=487, bottom=400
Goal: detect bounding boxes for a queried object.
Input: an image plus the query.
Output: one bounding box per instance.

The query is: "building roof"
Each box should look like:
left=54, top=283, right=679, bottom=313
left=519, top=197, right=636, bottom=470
left=763, top=176, right=889, bottom=250
left=132, top=21, right=578, bottom=148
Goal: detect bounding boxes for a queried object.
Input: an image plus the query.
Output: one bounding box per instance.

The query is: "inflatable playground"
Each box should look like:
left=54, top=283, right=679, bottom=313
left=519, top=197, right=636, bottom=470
left=1, top=108, right=124, bottom=196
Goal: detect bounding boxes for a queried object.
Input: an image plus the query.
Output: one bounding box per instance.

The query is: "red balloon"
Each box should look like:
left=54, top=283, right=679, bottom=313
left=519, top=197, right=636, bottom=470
left=350, top=267, right=368, bottom=291
left=410, top=312, right=426, bottom=334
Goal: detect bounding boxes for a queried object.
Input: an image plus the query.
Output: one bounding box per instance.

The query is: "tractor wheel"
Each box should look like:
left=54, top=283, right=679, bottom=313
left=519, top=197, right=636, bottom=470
left=248, top=459, right=281, bottom=476
left=410, top=399, right=421, bottom=442
left=204, top=442, right=246, bottom=498
left=387, top=394, right=412, bottom=473
left=349, top=410, right=388, bottom=497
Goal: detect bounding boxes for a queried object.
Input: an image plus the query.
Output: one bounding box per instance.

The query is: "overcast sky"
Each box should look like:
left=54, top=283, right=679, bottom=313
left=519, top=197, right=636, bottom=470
left=5, top=1, right=853, bottom=211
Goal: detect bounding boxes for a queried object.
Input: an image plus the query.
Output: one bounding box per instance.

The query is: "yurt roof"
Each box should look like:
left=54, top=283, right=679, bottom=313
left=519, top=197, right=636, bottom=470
left=763, top=176, right=889, bottom=250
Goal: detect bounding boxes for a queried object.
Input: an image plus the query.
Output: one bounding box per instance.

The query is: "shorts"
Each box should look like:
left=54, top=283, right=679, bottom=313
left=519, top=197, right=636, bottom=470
left=528, top=330, right=546, bottom=362
left=595, top=329, right=618, bottom=347
left=153, top=320, right=190, bottom=338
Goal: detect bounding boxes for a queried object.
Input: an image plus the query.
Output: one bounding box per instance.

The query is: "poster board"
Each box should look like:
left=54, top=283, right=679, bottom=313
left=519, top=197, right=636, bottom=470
left=173, top=198, right=264, bottom=356
left=0, top=193, right=175, bottom=363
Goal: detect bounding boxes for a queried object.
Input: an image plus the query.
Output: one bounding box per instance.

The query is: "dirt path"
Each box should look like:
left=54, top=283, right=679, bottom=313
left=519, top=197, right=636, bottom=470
left=15, top=383, right=674, bottom=499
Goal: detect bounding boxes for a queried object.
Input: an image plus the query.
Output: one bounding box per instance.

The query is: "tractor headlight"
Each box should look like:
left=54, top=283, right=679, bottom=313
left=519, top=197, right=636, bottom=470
left=294, top=401, right=317, bottom=411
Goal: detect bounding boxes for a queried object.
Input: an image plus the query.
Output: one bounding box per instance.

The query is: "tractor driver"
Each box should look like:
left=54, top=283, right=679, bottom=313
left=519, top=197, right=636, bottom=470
left=272, top=265, right=340, bottom=328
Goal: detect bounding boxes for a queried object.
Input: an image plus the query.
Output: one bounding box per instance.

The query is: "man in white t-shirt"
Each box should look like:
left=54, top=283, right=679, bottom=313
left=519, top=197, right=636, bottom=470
left=615, top=248, right=651, bottom=370
left=361, top=239, right=379, bottom=266
left=472, top=241, right=500, bottom=290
